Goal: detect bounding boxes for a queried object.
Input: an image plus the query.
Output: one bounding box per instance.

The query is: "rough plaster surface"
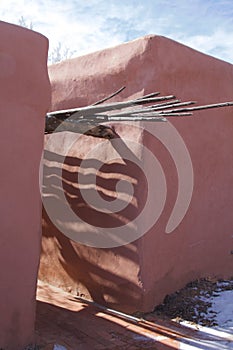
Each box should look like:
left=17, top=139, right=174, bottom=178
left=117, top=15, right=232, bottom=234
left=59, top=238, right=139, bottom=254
left=41, top=35, right=233, bottom=313
left=0, top=21, right=50, bottom=349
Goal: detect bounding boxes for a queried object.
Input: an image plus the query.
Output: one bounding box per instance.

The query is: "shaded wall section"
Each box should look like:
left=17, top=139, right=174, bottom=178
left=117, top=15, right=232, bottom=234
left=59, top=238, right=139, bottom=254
left=0, top=21, right=50, bottom=349
left=40, top=35, right=233, bottom=313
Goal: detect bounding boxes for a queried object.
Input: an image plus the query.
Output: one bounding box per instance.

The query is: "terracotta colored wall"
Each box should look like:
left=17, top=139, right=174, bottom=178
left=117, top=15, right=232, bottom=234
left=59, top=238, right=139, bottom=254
left=40, top=35, right=233, bottom=313
left=0, top=21, right=50, bottom=349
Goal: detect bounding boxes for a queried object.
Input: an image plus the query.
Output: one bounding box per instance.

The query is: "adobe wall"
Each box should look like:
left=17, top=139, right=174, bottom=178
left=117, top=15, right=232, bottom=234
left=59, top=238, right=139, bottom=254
left=0, top=21, right=50, bottom=349
left=40, top=35, right=233, bottom=313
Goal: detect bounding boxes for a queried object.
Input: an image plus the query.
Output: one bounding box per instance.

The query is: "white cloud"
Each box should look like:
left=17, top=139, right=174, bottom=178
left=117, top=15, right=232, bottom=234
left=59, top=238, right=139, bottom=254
left=0, top=0, right=232, bottom=63
left=176, top=29, right=233, bottom=63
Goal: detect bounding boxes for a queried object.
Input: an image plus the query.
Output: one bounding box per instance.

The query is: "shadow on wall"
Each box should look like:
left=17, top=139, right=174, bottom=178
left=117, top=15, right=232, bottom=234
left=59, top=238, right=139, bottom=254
left=40, top=132, right=149, bottom=312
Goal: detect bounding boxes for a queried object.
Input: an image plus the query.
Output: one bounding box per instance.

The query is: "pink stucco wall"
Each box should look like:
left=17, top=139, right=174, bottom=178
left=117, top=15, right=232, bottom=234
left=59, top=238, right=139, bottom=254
left=40, top=35, right=233, bottom=313
left=0, top=21, right=50, bottom=349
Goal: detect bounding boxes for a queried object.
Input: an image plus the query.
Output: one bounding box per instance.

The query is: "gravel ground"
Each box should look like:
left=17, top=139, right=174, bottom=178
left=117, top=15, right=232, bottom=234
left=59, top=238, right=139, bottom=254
left=147, top=277, right=233, bottom=328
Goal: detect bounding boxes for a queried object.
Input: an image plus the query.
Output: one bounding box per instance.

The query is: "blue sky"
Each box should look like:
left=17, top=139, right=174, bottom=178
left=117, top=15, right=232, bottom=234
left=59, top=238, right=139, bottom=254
left=0, top=0, right=233, bottom=63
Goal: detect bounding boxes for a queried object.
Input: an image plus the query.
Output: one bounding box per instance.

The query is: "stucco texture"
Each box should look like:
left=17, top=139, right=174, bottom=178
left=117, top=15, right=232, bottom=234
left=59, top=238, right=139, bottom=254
left=0, top=21, right=50, bottom=349
left=40, top=35, right=233, bottom=313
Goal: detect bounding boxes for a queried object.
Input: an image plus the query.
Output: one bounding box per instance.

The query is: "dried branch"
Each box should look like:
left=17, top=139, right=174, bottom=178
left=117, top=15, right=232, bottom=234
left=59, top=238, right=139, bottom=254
left=107, top=112, right=192, bottom=121
left=148, top=99, right=181, bottom=108
left=45, top=88, right=233, bottom=139
left=162, top=101, right=233, bottom=114
left=104, top=101, right=195, bottom=118
left=136, top=91, right=160, bottom=100
left=151, top=101, right=196, bottom=111
left=47, top=95, right=176, bottom=119
left=92, top=86, right=126, bottom=105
